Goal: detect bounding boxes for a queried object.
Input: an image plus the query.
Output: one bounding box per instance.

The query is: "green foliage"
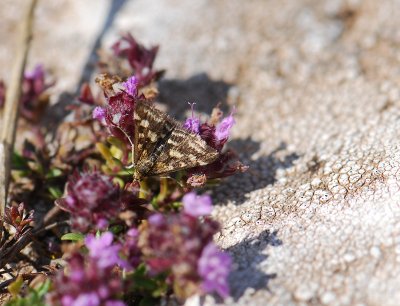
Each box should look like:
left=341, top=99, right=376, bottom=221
left=6, top=280, right=51, bottom=306
left=12, top=152, right=30, bottom=171
left=61, top=232, right=85, bottom=242
left=47, top=186, right=63, bottom=199
left=130, top=264, right=168, bottom=299
left=45, top=168, right=63, bottom=179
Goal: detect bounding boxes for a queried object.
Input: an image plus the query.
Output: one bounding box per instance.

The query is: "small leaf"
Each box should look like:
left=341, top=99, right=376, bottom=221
left=113, top=177, right=125, bottom=188
left=107, top=136, right=125, bottom=150
left=61, top=233, right=84, bottom=241
left=5, top=279, right=50, bottom=306
left=8, top=275, right=23, bottom=297
left=12, top=153, right=29, bottom=171
left=110, top=145, right=123, bottom=159
left=35, top=280, right=51, bottom=297
left=109, top=224, right=124, bottom=235
left=171, top=202, right=182, bottom=209
left=96, top=143, right=114, bottom=162
left=48, top=186, right=63, bottom=199
left=45, top=168, right=63, bottom=179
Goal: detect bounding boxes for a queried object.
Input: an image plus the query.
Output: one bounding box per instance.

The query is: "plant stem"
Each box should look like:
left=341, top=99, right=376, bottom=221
left=157, top=177, right=169, bottom=202
left=0, top=0, right=37, bottom=220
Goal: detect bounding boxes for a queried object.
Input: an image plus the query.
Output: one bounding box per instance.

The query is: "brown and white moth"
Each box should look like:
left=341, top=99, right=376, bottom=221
left=132, top=100, right=219, bottom=181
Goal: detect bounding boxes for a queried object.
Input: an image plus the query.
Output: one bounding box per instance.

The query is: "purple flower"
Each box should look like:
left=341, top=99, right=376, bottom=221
left=93, top=106, right=106, bottom=121
left=105, top=301, right=126, bottom=306
left=121, top=228, right=141, bottom=270
left=123, top=75, right=138, bottom=97
left=215, top=112, right=235, bottom=141
left=182, top=192, right=212, bottom=217
left=111, top=33, right=161, bottom=86
left=184, top=117, right=200, bottom=134
left=55, top=171, right=122, bottom=232
left=0, top=80, right=5, bottom=107
left=72, top=173, right=117, bottom=208
left=24, top=64, right=44, bottom=80
left=139, top=212, right=220, bottom=299
left=21, top=64, right=54, bottom=122
left=198, top=243, right=232, bottom=298
left=183, top=102, right=200, bottom=134
left=47, top=252, right=126, bottom=306
left=85, top=232, right=126, bottom=269
left=67, top=293, right=99, bottom=306
left=148, top=213, right=164, bottom=226
left=104, top=92, right=136, bottom=147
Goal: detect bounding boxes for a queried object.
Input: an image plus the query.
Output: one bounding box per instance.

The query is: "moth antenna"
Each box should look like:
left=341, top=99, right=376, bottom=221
left=188, top=102, right=196, bottom=118
left=113, top=124, right=135, bottom=167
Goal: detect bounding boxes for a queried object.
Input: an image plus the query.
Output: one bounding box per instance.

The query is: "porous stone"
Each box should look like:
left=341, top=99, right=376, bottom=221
left=2, top=0, right=400, bottom=305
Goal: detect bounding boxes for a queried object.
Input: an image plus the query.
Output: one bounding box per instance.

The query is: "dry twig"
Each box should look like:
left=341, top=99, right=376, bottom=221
left=0, top=0, right=38, bottom=219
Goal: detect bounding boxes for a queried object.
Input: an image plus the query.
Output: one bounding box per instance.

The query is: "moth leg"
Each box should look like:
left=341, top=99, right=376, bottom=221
left=110, top=124, right=136, bottom=167
left=158, top=174, right=186, bottom=189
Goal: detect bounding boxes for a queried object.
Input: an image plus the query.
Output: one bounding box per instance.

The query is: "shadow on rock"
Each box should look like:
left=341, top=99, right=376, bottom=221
left=158, top=73, right=232, bottom=119
left=43, top=0, right=129, bottom=129
left=213, top=139, right=300, bottom=205
left=227, top=230, right=281, bottom=300
left=77, top=0, right=128, bottom=89
left=41, top=92, right=76, bottom=130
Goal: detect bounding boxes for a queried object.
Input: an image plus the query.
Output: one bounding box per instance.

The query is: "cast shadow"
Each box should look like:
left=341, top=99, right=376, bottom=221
left=157, top=73, right=232, bottom=119
left=227, top=230, right=282, bottom=300
left=43, top=0, right=128, bottom=128
left=158, top=73, right=299, bottom=206
left=77, top=0, right=128, bottom=88
left=213, top=139, right=300, bottom=205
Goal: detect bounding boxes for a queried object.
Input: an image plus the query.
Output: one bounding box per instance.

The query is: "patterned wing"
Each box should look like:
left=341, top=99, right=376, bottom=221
left=133, top=100, right=177, bottom=165
left=148, top=126, right=219, bottom=176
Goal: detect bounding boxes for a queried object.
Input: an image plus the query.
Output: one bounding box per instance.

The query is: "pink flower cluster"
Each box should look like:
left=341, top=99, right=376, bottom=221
left=184, top=105, right=247, bottom=186
left=0, top=64, right=54, bottom=122
left=56, top=171, right=122, bottom=232
left=48, top=233, right=126, bottom=306
left=139, top=193, right=231, bottom=298
left=112, top=33, right=161, bottom=86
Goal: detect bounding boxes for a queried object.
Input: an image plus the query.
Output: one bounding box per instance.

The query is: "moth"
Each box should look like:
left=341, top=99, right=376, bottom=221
left=132, top=100, right=219, bottom=181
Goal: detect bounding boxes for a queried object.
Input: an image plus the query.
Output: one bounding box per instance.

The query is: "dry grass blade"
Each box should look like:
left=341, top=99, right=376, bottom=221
left=0, top=0, right=38, bottom=220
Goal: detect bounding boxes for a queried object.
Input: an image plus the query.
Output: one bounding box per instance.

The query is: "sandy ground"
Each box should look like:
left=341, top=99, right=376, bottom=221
left=2, top=0, right=400, bottom=305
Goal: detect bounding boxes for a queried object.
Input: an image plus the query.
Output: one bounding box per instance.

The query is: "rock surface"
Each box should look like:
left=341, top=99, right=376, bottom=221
left=2, top=0, right=400, bottom=305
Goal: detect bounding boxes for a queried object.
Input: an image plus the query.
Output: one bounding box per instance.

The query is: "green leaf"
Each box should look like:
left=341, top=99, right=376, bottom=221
left=113, top=177, right=125, bottom=188
left=45, top=168, right=63, bottom=179
left=11, top=153, right=29, bottom=170
left=171, top=201, right=182, bottom=209
left=109, top=224, right=124, bottom=235
left=48, top=186, right=63, bottom=199
left=130, top=264, right=168, bottom=297
left=61, top=232, right=84, bottom=241
left=8, top=275, right=23, bottom=297
left=35, top=280, right=51, bottom=297
left=5, top=280, right=51, bottom=306
left=107, top=136, right=125, bottom=149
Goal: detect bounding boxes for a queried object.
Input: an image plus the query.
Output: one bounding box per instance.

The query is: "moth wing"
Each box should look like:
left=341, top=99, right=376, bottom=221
left=149, top=126, right=219, bottom=175
left=133, top=101, right=176, bottom=164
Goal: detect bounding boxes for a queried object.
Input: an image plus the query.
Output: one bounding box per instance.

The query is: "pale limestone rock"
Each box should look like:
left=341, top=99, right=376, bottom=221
left=2, top=0, right=400, bottom=305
